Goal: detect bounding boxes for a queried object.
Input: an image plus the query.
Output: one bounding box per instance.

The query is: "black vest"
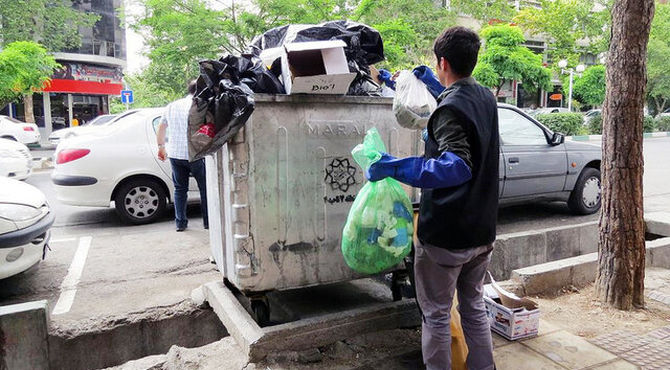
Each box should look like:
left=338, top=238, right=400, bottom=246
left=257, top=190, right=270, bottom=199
left=417, top=81, right=499, bottom=249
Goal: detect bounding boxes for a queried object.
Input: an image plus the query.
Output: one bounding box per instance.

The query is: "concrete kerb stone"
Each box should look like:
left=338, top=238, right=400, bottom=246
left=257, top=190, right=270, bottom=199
left=646, top=237, right=670, bottom=268
left=645, top=212, right=670, bottom=237
left=202, top=281, right=261, bottom=360
left=491, top=221, right=597, bottom=280
left=512, top=239, right=670, bottom=295
left=202, top=281, right=421, bottom=363
left=0, top=300, right=50, bottom=370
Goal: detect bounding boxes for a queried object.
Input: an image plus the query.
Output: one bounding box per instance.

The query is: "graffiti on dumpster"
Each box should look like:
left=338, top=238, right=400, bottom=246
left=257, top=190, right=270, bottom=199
left=323, top=194, right=356, bottom=204
left=324, top=157, right=357, bottom=193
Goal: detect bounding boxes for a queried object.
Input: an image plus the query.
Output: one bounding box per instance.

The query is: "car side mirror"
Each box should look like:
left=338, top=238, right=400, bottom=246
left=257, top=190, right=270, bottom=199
left=551, top=132, right=565, bottom=145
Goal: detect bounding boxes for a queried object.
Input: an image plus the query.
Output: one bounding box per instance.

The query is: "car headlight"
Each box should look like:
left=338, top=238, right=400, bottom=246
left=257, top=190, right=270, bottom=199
left=0, top=204, right=42, bottom=222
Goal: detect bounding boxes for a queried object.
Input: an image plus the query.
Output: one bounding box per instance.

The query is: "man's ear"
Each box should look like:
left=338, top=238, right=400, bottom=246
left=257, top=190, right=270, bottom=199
left=441, top=57, right=451, bottom=74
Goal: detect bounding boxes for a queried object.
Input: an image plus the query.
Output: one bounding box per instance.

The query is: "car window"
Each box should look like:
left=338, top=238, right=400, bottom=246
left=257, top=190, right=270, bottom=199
left=498, top=108, right=548, bottom=146
left=151, top=116, right=167, bottom=142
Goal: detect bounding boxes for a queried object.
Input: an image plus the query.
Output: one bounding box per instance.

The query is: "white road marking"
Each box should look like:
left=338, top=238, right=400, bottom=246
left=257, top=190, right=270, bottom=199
left=52, top=236, right=92, bottom=315
left=50, top=237, right=77, bottom=243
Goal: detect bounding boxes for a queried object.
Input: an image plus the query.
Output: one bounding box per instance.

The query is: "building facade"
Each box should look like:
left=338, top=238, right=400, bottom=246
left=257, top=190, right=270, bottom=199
left=7, top=0, right=126, bottom=137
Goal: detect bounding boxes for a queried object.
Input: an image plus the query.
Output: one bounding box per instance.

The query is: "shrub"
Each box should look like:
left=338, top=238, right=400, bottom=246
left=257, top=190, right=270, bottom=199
left=656, top=115, right=670, bottom=132
left=588, top=114, right=658, bottom=134
left=644, top=115, right=656, bottom=133
left=535, top=113, right=585, bottom=136
left=588, top=114, right=602, bottom=135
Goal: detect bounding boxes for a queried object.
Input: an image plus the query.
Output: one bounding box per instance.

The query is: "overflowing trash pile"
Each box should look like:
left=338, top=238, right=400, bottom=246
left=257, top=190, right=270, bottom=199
left=187, top=21, right=387, bottom=160
left=341, top=128, right=413, bottom=274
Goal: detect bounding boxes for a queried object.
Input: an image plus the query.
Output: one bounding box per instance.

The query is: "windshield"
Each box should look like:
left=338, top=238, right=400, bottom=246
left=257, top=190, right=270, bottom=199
left=86, top=115, right=117, bottom=126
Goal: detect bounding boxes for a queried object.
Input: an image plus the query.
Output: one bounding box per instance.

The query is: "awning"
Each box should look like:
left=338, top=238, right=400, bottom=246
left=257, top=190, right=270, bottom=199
left=42, top=79, right=123, bottom=95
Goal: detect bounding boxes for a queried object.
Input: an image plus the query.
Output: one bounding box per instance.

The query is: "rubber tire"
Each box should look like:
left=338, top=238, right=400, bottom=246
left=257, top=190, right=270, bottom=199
left=568, top=167, right=601, bottom=215
left=114, top=178, right=167, bottom=225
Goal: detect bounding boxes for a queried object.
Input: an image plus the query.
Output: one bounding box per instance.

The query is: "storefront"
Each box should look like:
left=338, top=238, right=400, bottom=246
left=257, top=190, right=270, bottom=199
left=35, top=61, right=123, bottom=136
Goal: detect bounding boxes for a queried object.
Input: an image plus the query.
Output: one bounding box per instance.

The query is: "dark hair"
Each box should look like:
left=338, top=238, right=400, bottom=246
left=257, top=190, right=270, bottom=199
left=187, top=80, right=197, bottom=95
left=433, top=26, right=481, bottom=77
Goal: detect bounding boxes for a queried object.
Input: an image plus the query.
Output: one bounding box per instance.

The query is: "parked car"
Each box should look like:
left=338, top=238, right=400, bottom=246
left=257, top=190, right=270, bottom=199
left=0, top=115, right=40, bottom=145
left=48, top=114, right=118, bottom=145
left=530, top=107, right=571, bottom=116
left=52, top=108, right=201, bottom=224
left=0, top=177, right=53, bottom=279
left=0, top=138, right=32, bottom=180
left=659, top=107, right=670, bottom=118
left=498, top=104, right=602, bottom=214
left=583, top=109, right=602, bottom=125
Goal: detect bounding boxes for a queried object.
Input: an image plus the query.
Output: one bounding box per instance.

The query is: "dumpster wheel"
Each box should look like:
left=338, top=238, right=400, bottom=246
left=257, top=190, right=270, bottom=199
left=250, top=297, right=270, bottom=327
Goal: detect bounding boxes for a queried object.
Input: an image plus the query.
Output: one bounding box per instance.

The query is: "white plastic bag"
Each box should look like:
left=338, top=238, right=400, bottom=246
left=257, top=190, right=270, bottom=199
left=393, top=71, right=437, bottom=130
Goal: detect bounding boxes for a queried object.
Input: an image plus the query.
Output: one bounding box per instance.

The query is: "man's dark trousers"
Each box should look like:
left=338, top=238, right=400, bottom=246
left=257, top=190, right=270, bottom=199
left=169, top=158, right=208, bottom=229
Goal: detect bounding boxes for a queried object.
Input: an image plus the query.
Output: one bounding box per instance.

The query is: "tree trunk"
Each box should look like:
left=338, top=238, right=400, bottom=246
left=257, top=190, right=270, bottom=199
left=23, top=94, right=35, bottom=123
left=596, top=0, right=654, bottom=310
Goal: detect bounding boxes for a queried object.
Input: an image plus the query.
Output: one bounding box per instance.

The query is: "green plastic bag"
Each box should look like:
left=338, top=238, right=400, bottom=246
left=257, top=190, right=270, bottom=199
left=341, top=128, right=413, bottom=274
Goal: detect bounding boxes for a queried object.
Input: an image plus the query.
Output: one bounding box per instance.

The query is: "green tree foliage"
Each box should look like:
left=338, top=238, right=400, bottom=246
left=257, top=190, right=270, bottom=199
left=131, top=0, right=520, bottom=96
left=0, top=0, right=99, bottom=50
left=647, top=2, right=670, bottom=115
left=513, top=0, right=611, bottom=63
left=0, top=41, right=59, bottom=108
left=472, top=24, right=551, bottom=97
left=572, top=65, right=606, bottom=107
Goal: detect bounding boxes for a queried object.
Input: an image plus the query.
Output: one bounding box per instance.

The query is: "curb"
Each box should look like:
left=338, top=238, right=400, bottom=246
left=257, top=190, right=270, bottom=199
left=567, top=131, right=670, bottom=141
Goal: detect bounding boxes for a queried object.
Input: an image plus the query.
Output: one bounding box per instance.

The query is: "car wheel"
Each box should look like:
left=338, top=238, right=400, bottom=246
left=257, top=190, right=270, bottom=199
left=568, top=167, right=601, bottom=215
left=114, top=179, right=167, bottom=225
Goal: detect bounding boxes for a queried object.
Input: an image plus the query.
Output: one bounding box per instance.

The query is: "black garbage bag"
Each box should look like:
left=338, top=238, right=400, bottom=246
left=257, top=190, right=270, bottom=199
left=188, top=60, right=256, bottom=161
left=250, top=20, right=384, bottom=69
left=218, top=54, right=285, bottom=94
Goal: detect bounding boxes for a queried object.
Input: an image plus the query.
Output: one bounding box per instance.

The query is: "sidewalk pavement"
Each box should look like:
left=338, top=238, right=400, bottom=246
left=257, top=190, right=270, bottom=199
left=492, top=320, right=669, bottom=370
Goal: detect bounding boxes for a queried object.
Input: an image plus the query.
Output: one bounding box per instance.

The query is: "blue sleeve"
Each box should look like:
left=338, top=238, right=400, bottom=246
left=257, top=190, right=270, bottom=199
left=412, top=66, right=445, bottom=98
left=378, top=69, right=396, bottom=90
left=393, top=152, right=472, bottom=189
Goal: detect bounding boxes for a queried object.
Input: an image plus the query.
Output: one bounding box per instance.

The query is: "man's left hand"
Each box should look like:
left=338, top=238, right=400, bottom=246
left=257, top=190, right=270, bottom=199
left=366, top=153, right=398, bottom=182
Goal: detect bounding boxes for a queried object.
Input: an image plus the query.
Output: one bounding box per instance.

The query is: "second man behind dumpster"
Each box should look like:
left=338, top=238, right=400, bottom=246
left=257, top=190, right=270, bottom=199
left=157, top=81, right=209, bottom=232
left=366, top=26, right=499, bottom=370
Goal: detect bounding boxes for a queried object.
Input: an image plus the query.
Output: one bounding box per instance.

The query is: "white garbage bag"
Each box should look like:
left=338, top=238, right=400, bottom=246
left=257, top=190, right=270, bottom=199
left=392, top=71, right=437, bottom=130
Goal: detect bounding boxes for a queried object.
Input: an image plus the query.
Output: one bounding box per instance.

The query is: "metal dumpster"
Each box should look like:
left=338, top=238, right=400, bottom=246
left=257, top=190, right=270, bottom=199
left=206, top=94, right=421, bottom=320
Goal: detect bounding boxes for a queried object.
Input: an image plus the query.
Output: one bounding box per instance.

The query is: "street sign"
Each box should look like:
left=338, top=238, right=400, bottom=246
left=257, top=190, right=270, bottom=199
left=121, top=90, right=134, bottom=104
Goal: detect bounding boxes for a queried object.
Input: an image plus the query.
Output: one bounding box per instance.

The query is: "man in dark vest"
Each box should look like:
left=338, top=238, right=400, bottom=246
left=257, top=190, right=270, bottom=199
left=367, top=26, right=499, bottom=370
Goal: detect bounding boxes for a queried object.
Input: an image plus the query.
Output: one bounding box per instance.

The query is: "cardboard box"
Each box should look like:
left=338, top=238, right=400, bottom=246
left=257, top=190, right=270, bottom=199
left=484, top=284, right=540, bottom=340
left=281, top=40, right=357, bottom=95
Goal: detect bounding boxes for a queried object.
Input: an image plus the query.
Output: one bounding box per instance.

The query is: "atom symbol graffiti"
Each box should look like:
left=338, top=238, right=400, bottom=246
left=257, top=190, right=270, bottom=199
left=324, top=157, right=357, bottom=193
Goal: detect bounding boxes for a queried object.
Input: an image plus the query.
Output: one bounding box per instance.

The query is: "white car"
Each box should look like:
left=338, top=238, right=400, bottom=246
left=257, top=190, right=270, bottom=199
left=48, top=114, right=118, bottom=145
left=0, top=138, right=32, bottom=180
left=52, top=108, right=200, bottom=225
left=0, top=177, right=53, bottom=279
left=0, top=115, right=40, bottom=145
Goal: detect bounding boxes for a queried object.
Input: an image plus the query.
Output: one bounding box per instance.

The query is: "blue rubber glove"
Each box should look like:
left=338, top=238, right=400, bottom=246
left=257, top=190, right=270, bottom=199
left=412, top=66, right=445, bottom=98
left=378, top=69, right=396, bottom=90
left=366, top=152, right=472, bottom=189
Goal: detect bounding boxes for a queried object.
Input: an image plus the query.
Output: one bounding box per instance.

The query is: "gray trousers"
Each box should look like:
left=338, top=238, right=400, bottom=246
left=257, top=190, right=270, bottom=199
left=414, top=240, right=495, bottom=370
